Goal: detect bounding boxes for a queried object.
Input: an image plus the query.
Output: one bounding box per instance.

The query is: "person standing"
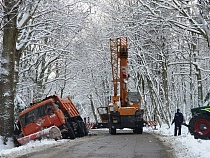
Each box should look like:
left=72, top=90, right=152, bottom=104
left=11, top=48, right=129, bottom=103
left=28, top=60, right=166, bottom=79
left=171, top=109, right=184, bottom=136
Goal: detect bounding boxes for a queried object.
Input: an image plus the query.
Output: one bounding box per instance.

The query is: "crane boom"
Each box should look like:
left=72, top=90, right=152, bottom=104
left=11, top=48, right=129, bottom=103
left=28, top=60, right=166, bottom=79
left=110, top=37, right=129, bottom=107
left=97, top=37, right=144, bottom=134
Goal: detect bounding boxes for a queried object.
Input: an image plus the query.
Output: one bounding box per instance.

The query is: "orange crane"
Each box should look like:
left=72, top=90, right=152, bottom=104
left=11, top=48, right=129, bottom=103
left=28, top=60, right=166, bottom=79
left=97, top=37, right=144, bottom=134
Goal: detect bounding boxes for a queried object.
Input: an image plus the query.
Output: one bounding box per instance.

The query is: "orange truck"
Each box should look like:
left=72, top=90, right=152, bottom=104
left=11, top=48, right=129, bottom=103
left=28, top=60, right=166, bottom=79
left=14, top=95, right=88, bottom=145
left=97, top=37, right=145, bottom=134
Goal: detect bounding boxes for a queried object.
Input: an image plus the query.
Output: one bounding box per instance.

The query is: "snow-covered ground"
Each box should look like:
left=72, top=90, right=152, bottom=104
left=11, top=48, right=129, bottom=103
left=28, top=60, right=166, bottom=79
left=0, top=125, right=209, bottom=158
left=149, top=125, right=210, bottom=158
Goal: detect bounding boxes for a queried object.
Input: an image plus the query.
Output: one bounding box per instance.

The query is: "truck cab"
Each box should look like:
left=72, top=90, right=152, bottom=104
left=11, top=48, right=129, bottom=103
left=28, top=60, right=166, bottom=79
left=19, top=98, right=65, bottom=136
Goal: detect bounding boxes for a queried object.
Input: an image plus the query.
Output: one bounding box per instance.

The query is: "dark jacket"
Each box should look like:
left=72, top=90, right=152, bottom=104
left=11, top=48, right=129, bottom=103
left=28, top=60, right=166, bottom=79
left=172, top=112, right=183, bottom=126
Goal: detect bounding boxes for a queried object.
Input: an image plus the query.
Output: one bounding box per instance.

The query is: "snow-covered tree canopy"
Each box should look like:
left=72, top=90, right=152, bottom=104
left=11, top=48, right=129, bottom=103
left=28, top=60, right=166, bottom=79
left=0, top=0, right=210, bottom=144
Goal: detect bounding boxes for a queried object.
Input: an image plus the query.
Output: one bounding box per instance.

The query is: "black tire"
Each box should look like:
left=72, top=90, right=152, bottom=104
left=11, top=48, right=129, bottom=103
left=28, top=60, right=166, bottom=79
left=68, top=126, right=76, bottom=139
left=133, top=127, right=143, bottom=134
left=109, top=127, right=116, bottom=135
left=191, top=114, right=210, bottom=139
left=188, top=116, right=198, bottom=135
left=76, top=121, right=85, bottom=137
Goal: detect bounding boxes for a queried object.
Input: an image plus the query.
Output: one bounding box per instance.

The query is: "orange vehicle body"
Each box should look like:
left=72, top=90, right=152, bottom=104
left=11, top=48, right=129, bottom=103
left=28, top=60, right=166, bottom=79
left=97, top=37, right=144, bottom=134
left=15, top=95, right=88, bottom=145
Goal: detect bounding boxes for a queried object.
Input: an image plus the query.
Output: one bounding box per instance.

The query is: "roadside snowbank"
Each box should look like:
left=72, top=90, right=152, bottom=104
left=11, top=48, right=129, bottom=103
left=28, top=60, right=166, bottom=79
left=145, top=124, right=210, bottom=158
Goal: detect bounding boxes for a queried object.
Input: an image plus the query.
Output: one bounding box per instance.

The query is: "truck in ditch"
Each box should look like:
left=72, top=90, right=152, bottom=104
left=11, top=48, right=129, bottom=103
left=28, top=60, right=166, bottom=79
left=14, top=95, right=88, bottom=145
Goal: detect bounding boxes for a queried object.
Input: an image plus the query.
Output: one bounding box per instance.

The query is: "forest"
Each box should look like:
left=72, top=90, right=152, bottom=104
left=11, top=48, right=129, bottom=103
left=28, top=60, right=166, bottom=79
left=0, top=0, right=210, bottom=145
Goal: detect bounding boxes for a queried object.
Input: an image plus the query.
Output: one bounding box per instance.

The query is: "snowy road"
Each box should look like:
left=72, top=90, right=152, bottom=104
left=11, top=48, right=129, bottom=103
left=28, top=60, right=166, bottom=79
left=16, top=129, right=173, bottom=158
left=1, top=126, right=209, bottom=158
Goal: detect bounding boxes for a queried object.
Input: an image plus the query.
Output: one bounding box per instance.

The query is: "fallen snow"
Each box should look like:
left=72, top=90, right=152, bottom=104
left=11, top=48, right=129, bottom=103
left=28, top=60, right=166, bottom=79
left=146, top=125, right=210, bottom=158
left=0, top=125, right=209, bottom=158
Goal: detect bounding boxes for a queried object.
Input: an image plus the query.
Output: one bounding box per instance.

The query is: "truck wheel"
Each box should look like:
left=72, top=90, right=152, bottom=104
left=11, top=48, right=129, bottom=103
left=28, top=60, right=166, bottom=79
left=192, top=114, right=210, bottom=139
left=134, top=127, right=143, bottom=134
left=109, top=127, right=116, bottom=135
left=138, top=127, right=143, bottom=134
left=188, top=116, right=198, bottom=135
left=68, top=126, right=76, bottom=139
left=77, top=121, right=85, bottom=137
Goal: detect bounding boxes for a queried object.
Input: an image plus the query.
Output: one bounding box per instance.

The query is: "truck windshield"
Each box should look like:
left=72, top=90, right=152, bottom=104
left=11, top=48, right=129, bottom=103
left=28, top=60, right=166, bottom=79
left=128, top=92, right=140, bottom=103
left=19, top=102, right=54, bottom=127
left=98, top=107, right=108, bottom=115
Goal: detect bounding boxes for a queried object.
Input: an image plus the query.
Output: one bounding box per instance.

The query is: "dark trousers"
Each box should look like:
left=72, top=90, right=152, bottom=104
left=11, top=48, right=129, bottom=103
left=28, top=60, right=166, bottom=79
left=174, top=125, right=182, bottom=136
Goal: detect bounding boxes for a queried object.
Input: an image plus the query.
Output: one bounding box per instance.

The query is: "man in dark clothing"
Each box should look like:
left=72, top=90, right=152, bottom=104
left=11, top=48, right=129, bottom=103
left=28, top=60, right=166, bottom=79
left=171, top=109, right=184, bottom=136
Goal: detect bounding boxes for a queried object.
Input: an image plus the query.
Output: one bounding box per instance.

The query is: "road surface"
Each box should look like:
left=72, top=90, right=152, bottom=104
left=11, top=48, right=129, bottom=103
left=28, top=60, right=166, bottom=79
left=17, top=129, right=174, bottom=158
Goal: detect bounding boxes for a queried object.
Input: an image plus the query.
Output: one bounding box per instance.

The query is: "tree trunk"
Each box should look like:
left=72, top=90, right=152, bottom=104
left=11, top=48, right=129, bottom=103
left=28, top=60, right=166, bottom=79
left=194, top=64, right=203, bottom=106
left=0, top=0, right=19, bottom=144
left=161, top=58, right=171, bottom=120
left=89, top=94, right=98, bottom=124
